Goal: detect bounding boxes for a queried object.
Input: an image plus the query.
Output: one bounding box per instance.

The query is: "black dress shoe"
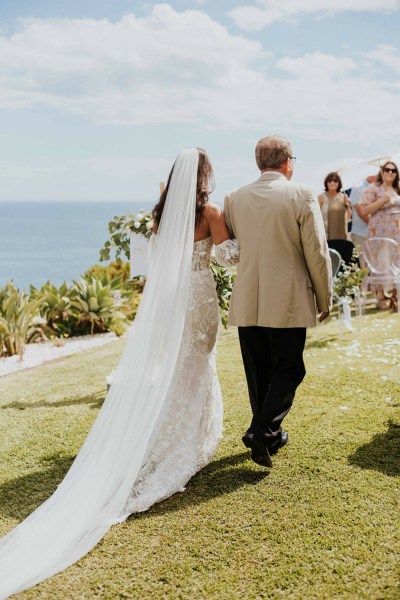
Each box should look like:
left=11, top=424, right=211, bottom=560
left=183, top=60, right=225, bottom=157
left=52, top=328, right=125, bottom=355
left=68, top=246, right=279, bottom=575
left=242, top=433, right=273, bottom=468
left=269, top=431, right=289, bottom=456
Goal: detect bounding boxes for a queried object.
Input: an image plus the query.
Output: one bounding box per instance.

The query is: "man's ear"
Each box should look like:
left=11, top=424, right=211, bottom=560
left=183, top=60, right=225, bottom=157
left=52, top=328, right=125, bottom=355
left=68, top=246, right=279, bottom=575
left=280, top=159, right=290, bottom=172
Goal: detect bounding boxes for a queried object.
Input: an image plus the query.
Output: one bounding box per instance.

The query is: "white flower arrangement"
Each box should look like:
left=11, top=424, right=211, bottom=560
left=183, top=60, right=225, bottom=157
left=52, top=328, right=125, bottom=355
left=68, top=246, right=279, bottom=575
left=129, top=210, right=154, bottom=239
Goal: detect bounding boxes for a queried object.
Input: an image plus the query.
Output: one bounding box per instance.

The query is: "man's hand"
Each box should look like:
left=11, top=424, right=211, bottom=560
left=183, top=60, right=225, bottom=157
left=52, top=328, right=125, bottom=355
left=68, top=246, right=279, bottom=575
left=319, top=311, right=330, bottom=323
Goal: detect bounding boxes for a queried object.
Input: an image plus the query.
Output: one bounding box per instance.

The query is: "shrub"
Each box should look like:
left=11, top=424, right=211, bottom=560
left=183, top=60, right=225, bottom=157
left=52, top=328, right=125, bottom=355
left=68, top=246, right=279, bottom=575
left=0, top=282, right=41, bottom=357
left=84, top=260, right=131, bottom=283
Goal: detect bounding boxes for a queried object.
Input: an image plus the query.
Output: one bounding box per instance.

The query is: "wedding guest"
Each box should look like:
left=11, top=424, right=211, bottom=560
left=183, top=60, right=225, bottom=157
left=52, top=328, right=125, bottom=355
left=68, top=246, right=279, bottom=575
left=360, top=161, right=400, bottom=310
left=349, top=174, right=376, bottom=248
left=318, top=172, right=352, bottom=241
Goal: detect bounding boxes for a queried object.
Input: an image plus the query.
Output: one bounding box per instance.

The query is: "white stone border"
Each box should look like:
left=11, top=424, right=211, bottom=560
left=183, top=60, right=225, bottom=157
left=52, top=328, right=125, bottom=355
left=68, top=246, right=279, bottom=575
left=0, top=332, right=124, bottom=377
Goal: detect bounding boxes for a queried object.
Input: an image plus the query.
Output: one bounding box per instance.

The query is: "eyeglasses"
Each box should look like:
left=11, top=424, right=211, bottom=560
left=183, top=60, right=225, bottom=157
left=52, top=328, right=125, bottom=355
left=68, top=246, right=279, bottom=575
left=290, top=156, right=296, bottom=163
left=327, top=179, right=340, bottom=183
left=383, top=167, right=397, bottom=174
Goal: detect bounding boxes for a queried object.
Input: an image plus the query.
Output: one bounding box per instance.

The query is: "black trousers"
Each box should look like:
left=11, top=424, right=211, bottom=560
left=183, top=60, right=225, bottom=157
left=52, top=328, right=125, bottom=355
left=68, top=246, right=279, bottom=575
left=238, top=326, right=307, bottom=445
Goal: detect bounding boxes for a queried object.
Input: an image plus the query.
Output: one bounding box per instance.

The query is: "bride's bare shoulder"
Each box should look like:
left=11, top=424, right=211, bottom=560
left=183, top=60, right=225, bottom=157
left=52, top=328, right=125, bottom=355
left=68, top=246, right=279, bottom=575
left=203, top=202, right=223, bottom=222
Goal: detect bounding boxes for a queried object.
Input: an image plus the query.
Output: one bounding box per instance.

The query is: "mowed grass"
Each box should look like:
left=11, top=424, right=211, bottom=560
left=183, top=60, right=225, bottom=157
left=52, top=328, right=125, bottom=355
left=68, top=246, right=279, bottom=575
left=0, top=312, right=399, bottom=600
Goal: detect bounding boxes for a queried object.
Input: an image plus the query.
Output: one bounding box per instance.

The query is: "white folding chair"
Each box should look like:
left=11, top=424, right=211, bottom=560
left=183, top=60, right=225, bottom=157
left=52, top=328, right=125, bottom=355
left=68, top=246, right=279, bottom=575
left=329, top=248, right=342, bottom=280
left=362, top=237, right=400, bottom=313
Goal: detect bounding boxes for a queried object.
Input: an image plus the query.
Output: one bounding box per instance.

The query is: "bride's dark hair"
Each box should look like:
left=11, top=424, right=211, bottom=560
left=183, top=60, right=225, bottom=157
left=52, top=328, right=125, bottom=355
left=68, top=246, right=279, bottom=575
left=152, top=148, right=215, bottom=231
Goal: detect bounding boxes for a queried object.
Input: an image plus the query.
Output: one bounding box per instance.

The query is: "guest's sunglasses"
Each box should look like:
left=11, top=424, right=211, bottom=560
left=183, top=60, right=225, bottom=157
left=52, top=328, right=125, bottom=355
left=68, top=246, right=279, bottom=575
left=327, top=179, right=340, bottom=183
left=383, top=167, right=397, bottom=173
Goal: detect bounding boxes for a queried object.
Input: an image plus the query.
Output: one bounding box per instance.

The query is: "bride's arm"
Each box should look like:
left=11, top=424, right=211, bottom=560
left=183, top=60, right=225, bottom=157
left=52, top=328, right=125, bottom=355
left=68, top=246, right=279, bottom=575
left=203, top=203, right=240, bottom=266
left=203, top=202, right=230, bottom=244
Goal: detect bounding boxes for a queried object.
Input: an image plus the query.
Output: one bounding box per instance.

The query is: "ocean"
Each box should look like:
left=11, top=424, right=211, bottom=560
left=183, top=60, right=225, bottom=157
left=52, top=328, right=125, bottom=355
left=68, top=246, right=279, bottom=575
left=0, top=202, right=153, bottom=290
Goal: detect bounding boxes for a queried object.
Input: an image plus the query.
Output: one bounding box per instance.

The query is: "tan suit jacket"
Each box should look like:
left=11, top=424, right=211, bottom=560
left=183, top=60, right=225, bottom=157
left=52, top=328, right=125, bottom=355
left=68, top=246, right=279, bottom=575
left=224, top=172, right=332, bottom=328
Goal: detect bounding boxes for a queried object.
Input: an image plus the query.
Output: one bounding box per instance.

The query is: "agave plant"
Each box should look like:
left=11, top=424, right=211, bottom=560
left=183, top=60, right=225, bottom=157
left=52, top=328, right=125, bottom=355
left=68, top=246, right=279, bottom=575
left=0, top=282, right=41, bottom=357
left=70, top=274, right=128, bottom=335
left=30, top=281, right=75, bottom=338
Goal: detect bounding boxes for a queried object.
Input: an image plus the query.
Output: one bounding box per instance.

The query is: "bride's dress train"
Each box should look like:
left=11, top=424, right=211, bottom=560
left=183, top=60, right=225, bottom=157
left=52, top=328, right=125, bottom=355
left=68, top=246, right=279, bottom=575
left=0, top=149, right=227, bottom=599
left=121, top=236, right=222, bottom=515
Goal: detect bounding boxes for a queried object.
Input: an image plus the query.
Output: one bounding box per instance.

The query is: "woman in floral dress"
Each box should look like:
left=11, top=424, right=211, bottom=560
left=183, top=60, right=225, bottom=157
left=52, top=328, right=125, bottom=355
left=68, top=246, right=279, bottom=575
left=360, top=161, right=400, bottom=309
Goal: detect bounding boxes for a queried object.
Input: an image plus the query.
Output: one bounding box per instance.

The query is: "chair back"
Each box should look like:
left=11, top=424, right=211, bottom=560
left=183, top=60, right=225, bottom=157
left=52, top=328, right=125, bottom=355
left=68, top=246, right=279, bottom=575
left=327, top=239, right=355, bottom=264
left=362, top=238, right=399, bottom=275
left=329, top=248, right=342, bottom=280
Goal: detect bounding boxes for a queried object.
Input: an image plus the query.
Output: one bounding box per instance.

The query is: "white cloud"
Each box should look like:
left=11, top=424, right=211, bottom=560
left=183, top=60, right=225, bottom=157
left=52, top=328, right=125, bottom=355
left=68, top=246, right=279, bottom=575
left=362, top=44, right=400, bottom=73
left=229, top=0, right=400, bottom=31
left=0, top=4, right=400, bottom=145
left=277, top=53, right=357, bottom=77
left=0, top=4, right=266, bottom=125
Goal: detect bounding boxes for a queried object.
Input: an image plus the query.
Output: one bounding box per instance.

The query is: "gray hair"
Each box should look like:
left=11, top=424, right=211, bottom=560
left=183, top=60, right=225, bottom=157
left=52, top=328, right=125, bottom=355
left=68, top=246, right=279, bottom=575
left=255, top=136, right=292, bottom=170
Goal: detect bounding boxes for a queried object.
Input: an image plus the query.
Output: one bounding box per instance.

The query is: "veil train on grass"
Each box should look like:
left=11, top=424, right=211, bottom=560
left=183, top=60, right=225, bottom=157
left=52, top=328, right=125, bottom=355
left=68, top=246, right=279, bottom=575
left=0, top=148, right=199, bottom=599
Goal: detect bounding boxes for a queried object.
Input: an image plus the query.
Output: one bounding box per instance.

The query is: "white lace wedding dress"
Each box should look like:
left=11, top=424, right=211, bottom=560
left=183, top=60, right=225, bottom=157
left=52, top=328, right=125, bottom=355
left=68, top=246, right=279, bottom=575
left=0, top=149, right=239, bottom=599
left=121, top=236, right=223, bottom=515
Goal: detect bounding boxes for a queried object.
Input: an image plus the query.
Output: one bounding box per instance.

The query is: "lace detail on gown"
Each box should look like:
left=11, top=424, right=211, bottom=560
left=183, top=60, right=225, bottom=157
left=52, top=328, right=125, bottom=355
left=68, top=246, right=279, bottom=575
left=215, top=238, right=240, bottom=267
left=120, top=237, right=223, bottom=516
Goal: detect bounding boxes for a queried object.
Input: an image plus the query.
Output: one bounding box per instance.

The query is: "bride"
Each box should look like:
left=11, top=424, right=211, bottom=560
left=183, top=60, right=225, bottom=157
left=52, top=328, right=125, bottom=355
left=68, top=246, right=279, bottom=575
left=0, top=148, right=239, bottom=598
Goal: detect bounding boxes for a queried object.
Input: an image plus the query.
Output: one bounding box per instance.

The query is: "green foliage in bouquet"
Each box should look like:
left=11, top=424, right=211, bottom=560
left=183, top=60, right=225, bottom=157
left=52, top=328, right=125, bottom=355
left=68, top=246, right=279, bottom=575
left=211, top=259, right=235, bottom=328
left=0, top=282, right=41, bottom=357
left=333, top=247, right=368, bottom=301
left=100, top=210, right=236, bottom=327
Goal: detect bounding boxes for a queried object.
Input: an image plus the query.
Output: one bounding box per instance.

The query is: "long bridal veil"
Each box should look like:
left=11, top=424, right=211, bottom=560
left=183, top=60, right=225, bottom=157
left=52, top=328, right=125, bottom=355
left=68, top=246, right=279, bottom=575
left=0, top=148, right=199, bottom=598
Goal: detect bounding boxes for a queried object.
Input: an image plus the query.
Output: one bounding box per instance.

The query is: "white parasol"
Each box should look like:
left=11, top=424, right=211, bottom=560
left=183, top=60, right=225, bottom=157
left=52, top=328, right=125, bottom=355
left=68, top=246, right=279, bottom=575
left=308, top=157, right=378, bottom=192
left=367, top=153, right=400, bottom=168
left=309, top=152, right=400, bottom=192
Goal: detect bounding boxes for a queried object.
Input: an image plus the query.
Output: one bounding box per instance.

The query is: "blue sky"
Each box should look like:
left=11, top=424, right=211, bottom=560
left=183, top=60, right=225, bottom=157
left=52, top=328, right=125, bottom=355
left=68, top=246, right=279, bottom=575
left=0, top=0, right=399, bottom=202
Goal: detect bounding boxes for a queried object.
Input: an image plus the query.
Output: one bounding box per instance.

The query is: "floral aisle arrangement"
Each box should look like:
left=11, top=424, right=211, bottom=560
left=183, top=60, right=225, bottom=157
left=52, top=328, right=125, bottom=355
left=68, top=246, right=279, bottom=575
left=100, top=210, right=236, bottom=327
left=333, top=248, right=368, bottom=302
left=332, top=247, right=368, bottom=330
left=99, top=211, right=153, bottom=263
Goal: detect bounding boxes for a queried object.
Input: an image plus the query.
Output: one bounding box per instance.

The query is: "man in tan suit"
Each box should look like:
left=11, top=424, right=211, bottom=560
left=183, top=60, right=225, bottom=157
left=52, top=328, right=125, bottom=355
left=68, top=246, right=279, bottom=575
left=224, top=135, right=332, bottom=467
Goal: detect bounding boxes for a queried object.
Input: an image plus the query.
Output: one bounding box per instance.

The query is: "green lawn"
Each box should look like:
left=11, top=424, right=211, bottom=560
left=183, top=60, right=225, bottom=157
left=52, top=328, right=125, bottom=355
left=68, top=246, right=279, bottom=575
left=0, top=313, right=399, bottom=599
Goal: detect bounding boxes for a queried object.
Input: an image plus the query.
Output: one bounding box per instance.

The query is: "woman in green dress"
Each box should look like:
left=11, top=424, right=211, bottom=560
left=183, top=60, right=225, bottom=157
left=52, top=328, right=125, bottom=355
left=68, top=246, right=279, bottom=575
left=318, top=171, right=352, bottom=241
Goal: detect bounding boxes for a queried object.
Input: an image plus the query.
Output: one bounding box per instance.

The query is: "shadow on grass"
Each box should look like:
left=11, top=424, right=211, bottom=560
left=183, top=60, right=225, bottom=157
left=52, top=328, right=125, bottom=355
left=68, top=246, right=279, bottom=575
left=0, top=391, right=105, bottom=411
left=0, top=455, right=75, bottom=522
left=305, top=335, right=338, bottom=349
left=133, top=450, right=268, bottom=521
left=0, top=451, right=266, bottom=525
left=348, top=420, right=400, bottom=477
